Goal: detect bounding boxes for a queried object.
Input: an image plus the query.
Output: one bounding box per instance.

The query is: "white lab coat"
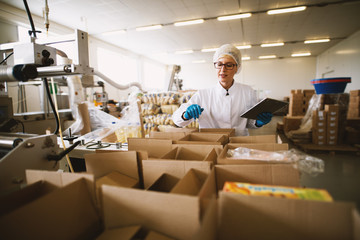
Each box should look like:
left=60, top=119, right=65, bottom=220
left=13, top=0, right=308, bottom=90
left=172, top=81, right=259, bottom=136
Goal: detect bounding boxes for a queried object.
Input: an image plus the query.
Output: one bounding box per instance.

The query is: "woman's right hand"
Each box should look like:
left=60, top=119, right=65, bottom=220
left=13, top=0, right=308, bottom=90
left=184, top=104, right=204, bottom=120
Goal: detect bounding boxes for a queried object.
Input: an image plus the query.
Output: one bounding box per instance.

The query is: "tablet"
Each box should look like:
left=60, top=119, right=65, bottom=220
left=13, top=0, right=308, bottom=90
left=240, top=98, right=288, bottom=120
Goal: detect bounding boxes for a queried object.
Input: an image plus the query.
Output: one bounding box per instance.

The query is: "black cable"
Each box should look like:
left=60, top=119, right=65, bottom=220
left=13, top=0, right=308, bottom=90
left=43, top=78, right=60, bottom=135
left=23, top=0, right=39, bottom=38
left=47, top=141, right=81, bottom=161
left=15, top=119, right=25, bottom=133
left=0, top=52, right=14, bottom=65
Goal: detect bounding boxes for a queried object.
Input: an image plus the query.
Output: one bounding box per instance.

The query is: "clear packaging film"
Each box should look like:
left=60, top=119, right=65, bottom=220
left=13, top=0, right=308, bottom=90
left=227, top=147, right=325, bottom=176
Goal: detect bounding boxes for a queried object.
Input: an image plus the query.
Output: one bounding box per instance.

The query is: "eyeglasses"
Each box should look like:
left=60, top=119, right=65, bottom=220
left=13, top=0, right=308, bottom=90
left=214, top=62, right=237, bottom=70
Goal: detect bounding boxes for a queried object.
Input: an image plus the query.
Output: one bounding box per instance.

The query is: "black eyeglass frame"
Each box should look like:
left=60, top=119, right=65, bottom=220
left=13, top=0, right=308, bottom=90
left=213, top=62, right=237, bottom=70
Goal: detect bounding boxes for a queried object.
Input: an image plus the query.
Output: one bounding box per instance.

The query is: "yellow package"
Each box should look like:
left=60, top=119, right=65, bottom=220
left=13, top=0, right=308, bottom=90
left=223, top=182, right=333, bottom=202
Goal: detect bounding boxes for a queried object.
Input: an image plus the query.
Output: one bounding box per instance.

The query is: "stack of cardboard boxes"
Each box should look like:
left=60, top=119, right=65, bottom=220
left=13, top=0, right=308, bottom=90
left=346, top=90, right=360, bottom=144
left=1, top=131, right=359, bottom=239
left=312, top=109, right=327, bottom=145
left=325, top=104, right=340, bottom=145
left=347, top=90, right=360, bottom=119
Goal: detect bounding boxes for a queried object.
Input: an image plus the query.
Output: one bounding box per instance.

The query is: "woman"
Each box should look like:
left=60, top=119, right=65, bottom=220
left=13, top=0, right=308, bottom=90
left=172, top=44, right=272, bottom=136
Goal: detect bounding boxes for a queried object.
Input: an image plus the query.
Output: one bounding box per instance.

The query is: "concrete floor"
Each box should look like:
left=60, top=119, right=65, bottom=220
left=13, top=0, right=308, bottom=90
left=249, top=116, right=360, bottom=209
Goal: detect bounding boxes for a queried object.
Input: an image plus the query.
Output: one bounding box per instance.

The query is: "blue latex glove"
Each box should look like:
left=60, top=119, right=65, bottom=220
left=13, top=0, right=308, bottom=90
left=256, top=112, right=273, bottom=127
left=184, top=104, right=204, bottom=120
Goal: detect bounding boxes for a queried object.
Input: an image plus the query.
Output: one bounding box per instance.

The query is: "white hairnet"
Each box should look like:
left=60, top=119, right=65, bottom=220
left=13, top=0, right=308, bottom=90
left=213, top=44, right=242, bottom=74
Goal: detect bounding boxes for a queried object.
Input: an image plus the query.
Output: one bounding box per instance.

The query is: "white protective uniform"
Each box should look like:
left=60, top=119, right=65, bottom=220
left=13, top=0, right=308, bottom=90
left=172, top=81, right=259, bottom=136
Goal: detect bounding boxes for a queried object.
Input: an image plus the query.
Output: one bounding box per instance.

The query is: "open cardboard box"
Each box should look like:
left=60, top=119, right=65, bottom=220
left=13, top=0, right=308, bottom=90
left=174, top=133, right=229, bottom=146
left=218, top=191, right=360, bottom=240
left=217, top=143, right=289, bottom=164
left=203, top=164, right=300, bottom=198
left=229, top=134, right=277, bottom=143
left=128, top=138, right=173, bottom=158
left=101, top=185, right=201, bottom=240
left=0, top=179, right=102, bottom=240
left=142, top=145, right=217, bottom=188
left=199, top=128, right=236, bottom=137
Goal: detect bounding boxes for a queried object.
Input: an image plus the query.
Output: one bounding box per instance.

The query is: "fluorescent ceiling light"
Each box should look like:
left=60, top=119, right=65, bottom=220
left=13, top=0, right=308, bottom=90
left=101, top=30, right=126, bottom=36
left=192, top=60, right=206, bottom=63
left=242, top=56, right=251, bottom=60
left=217, top=13, right=252, bottom=21
left=136, top=25, right=162, bottom=31
left=201, top=48, right=218, bottom=52
left=175, top=50, right=194, bottom=54
left=236, top=45, right=252, bottom=49
left=174, top=19, right=204, bottom=26
left=267, top=6, right=306, bottom=15
left=261, top=42, right=284, bottom=47
left=291, top=52, right=311, bottom=57
left=259, top=55, right=277, bottom=59
left=304, top=39, right=330, bottom=44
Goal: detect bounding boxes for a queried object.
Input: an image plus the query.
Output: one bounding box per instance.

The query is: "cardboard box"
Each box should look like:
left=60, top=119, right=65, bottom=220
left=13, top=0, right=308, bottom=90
left=217, top=143, right=289, bottom=165
left=128, top=138, right=173, bottom=158
left=283, top=116, right=303, bottom=132
left=96, top=225, right=141, bottom=240
left=101, top=185, right=201, bottom=240
left=163, top=127, right=197, bottom=133
left=199, top=128, right=235, bottom=137
left=0, top=179, right=102, bottom=240
left=142, top=145, right=216, bottom=188
left=149, top=131, right=188, bottom=140
left=218, top=191, right=359, bottom=240
left=350, top=90, right=360, bottom=97
left=229, top=135, right=277, bottom=144
left=146, top=173, right=180, bottom=192
left=174, top=133, right=228, bottom=146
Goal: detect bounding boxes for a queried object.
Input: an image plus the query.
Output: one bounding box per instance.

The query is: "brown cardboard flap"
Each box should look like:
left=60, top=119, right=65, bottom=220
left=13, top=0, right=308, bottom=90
left=0, top=179, right=101, bottom=240
left=150, top=131, right=188, bottom=140
left=175, top=133, right=228, bottom=145
left=142, top=160, right=212, bottom=189
left=128, top=138, right=173, bottom=158
left=170, top=169, right=207, bottom=196
left=85, top=151, right=139, bottom=180
left=172, top=144, right=223, bottom=152
left=101, top=185, right=200, bottom=240
left=25, top=170, right=96, bottom=205
left=96, top=171, right=138, bottom=189
left=96, top=225, right=141, bottom=240
left=215, top=164, right=300, bottom=191
left=147, top=173, right=179, bottom=192
left=199, top=128, right=235, bottom=137
left=218, top=192, right=356, bottom=240
left=354, top=209, right=360, bottom=240
left=229, top=135, right=277, bottom=143
left=0, top=181, right=57, bottom=216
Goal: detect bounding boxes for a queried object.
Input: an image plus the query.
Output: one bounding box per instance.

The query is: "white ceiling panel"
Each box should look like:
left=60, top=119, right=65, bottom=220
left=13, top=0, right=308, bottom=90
left=0, top=0, right=359, bottom=65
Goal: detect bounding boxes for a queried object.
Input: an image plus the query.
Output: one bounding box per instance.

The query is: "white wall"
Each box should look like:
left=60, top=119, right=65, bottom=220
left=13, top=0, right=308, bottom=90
left=179, top=57, right=317, bottom=100
left=316, top=30, right=360, bottom=92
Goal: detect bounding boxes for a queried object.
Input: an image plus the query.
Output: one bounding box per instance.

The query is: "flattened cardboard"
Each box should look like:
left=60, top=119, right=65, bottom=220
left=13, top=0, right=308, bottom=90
left=218, top=192, right=357, bottom=240
left=128, top=138, right=173, bottom=158
left=217, top=143, right=290, bottom=165
left=96, top=225, right=141, bottom=240
left=0, top=179, right=101, bottom=240
left=101, top=185, right=200, bottom=240
left=175, top=133, right=228, bottom=146
left=229, top=134, right=277, bottom=143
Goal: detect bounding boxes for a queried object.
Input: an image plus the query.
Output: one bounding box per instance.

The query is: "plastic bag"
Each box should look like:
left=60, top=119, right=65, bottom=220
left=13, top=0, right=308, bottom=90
left=227, top=147, right=324, bottom=176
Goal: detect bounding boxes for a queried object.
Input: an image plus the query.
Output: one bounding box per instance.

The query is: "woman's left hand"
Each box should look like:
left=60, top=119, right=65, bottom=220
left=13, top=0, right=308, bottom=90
left=255, top=112, right=273, bottom=127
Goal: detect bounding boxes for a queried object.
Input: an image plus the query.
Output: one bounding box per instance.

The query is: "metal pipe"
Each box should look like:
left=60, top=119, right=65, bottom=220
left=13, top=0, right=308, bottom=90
left=93, top=69, right=143, bottom=92
left=0, top=64, right=38, bottom=82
